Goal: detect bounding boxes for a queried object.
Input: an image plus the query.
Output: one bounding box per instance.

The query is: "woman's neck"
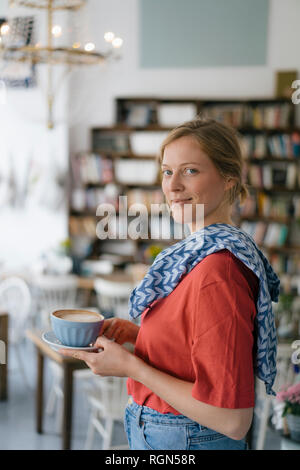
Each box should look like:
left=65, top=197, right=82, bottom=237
left=189, top=209, right=235, bottom=233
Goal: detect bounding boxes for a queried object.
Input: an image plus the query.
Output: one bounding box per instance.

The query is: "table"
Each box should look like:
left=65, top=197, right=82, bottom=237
left=76, top=272, right=134, bottom=290
left=26, top=329, right=89, bottom=450
left=0, top=313, right=8, bottom=400
left=1, top=271, right=134, bottom=292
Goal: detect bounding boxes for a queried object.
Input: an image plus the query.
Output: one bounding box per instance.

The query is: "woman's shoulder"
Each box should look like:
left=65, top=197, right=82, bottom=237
left=191, top=249, right=259, bottom=293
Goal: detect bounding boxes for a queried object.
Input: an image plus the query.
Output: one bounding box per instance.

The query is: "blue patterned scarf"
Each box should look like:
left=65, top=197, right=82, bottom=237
left=129, top=223, right=280, bottom=396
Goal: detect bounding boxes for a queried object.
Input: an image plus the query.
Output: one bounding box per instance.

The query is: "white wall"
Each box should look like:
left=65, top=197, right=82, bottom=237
left=69, top=0, right=300, bottom=154
left=0, top=1, right=69, bottom=269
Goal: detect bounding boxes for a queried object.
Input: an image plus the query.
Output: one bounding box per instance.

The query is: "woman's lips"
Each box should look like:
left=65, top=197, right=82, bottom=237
left=171, top=198, right=192, bottom=205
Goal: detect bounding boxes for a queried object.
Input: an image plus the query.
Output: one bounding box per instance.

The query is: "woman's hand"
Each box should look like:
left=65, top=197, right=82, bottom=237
left=60, top=335, right=136, bottom=377
left=100, top=318, right=139, bottom=345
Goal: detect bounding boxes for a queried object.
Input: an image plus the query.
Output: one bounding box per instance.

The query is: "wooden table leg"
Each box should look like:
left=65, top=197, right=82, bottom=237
left=62, top=363, right=74, bottom=450
left=36, top=349, right=44, bottom=433
left=0, top=314, right=8, bottom=401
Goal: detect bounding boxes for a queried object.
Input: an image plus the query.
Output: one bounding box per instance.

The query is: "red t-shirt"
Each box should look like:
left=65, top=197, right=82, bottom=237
left=127, top=249, right=259, bottom=413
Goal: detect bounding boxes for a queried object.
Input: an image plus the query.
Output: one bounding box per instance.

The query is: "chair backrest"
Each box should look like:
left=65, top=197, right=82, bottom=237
left=0, top=276, right=31, bottom=343
left=32, top=275, right=78, bottom=327
left=90, top=375, right=128, bottom=420
left=94, top=278, right=134, bottom=320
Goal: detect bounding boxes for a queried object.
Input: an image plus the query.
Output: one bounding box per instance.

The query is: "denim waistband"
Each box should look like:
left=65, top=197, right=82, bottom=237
left=126, top=396, right=200, bottom=426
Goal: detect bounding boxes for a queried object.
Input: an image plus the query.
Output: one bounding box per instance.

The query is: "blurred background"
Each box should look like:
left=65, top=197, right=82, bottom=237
left=0, top=0, right=300, bottom=450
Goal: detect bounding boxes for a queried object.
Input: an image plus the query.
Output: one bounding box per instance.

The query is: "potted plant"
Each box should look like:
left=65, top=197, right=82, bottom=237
left=277, top=382, right=300, bottom=442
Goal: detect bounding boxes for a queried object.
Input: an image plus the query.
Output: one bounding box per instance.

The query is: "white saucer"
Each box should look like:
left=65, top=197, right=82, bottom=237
left=42, top=331, right=99, bottom=352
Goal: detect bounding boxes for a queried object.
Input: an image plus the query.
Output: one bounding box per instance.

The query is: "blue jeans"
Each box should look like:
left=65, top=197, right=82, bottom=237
left=124, top=398, right=248, bottom=450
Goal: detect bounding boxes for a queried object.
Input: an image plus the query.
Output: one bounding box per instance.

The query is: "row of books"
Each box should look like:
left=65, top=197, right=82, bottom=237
left=247, top=163, right=299, bottom=189
left=118, top=102, right=198, bottom=127
left=69, top=216, right=97, bottom=238
left=71, top=188, right=168, bottom=215
left=203, top=103, right=293, bottom=129
left=268, top=252, right=300, bottom=276
left=71, top=153, right=114, bottom=185
left=71, top=187, right=120, bottom=213
left=126, top=188, right=166, bottom=211
left=240, top=132, right=300, bottom=159
left=240, top=221, right=289, bottom=247
left=117, top=101, right=294, bottom=130
left=92, top=132, right=130, bottom=153
left=90, top=129, right=300, bottom=160
left=257, top=194, right=300, bottom=220
left=239, top=194, right=300, bottom=219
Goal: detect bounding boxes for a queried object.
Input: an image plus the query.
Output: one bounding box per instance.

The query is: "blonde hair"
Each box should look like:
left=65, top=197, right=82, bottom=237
left=158, top=117, right=248, bottom=205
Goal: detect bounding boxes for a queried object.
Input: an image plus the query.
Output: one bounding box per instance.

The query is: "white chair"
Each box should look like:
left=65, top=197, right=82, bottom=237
left=45, top=360, right=94, bottom=433
left=94, top=278, right=135, bottom=321
left=0, top=276, right=31, bottom=386
left=32, top=274, right=78, bottom=329
left=254, top=342, right=299, bottom=450
left=84, top=375, right=129, bottom=450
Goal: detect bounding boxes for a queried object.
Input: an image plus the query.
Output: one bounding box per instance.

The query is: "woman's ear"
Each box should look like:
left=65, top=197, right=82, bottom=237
left=224, top=177, right=236, bottom=191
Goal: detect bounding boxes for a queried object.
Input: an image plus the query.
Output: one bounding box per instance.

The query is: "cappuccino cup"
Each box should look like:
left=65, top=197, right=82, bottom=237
left=51, top=309, right=104, bottom=347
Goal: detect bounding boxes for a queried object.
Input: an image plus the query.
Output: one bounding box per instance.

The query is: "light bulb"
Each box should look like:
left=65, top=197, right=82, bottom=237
left=84, top=42, right=95, bottom=52
left=72, top=42, right=81, bottom=49
left=0, top=23, right=10, bottom=36
left=112, top=37, right=123, bottom=48
left=52, top=25, right=62, bottom=37
left=104, top=31, right=115, bottom=43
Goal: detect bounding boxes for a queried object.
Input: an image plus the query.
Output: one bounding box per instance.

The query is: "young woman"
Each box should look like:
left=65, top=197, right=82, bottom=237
left=61, top=118, right=280, bottom=450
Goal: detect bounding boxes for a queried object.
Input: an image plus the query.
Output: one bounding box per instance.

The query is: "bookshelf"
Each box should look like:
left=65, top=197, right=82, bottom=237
left=68, top=97, right=300, bottom=301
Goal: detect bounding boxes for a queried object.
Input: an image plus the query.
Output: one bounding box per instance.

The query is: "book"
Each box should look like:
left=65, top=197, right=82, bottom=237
left=286, top=164, right=297, bottom=189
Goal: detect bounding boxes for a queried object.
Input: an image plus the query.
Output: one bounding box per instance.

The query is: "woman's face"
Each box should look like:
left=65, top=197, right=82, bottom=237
left=161, top=135, right=233, bottom=231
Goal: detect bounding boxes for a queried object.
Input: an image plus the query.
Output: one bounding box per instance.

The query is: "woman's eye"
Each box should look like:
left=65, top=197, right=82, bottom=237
left=185, top=168, right=198, bottom=175
left=162, top=169, right=172, bottom=176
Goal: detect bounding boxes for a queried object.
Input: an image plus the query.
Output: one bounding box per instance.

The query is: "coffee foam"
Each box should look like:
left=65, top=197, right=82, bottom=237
left=53, top=310, right=102, bottom=323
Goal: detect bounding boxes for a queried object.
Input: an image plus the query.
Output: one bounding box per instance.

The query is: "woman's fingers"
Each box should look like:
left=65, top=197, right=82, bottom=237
left=101, top=319, right=118, bottom=337
left=93, top=334, right=112, bottom=349
left=60, top=348, right=93, bottom=362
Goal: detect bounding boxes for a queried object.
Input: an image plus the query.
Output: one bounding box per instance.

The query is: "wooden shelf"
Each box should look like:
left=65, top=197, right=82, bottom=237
left=252, top=187, right=300, bottom=193
left=239, top=215, right=293, bottom=224
left=259, top=245, right=300, bottom=254
left=69, top=95, right=300, bottom=272
left=92, top=150, right=157, bottom=159
left=244, top=157, right=300, bottom=163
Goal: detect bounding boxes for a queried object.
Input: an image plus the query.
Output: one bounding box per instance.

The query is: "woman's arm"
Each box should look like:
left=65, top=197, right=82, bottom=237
left=128, top=349, right=253, bottom=441
left=60, top=335, right=253, bottom=441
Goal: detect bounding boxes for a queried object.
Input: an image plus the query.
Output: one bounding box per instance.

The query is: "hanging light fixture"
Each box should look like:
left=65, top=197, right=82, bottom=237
left=0, top=0, right=123, bottom=128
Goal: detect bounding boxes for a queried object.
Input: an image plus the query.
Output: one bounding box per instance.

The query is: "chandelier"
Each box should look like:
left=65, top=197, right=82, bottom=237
left=0, top=0, right=123, bottom=128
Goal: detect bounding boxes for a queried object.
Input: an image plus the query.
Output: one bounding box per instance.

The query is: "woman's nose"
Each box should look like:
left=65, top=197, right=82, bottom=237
left=168, top=172, right=185, bottom=191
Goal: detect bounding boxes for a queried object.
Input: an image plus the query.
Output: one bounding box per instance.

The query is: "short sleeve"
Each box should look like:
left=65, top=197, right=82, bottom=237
left=191, top=278, right=256, bottom=409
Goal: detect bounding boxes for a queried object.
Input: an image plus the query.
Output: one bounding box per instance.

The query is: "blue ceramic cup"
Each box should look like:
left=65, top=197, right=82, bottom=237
left=51, top=309, right=104, bottom=347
